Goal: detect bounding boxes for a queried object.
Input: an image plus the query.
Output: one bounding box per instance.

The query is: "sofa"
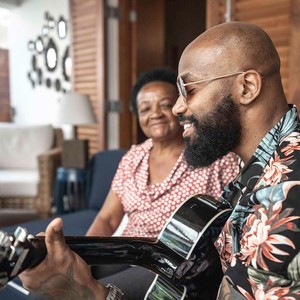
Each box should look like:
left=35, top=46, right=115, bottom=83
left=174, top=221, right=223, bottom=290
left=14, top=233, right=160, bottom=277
left=0, top=148, right=127, bottom=299
left=0, top=123, right=63, bottom=223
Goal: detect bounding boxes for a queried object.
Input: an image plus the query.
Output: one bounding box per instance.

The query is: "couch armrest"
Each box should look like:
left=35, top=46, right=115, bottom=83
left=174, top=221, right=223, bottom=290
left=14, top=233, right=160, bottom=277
left=36, top=147, right=62, bottom=217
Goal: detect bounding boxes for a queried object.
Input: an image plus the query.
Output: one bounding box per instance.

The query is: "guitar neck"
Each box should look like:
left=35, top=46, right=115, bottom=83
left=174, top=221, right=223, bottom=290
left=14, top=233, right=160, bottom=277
left=29, top=236, right=183, bottom=281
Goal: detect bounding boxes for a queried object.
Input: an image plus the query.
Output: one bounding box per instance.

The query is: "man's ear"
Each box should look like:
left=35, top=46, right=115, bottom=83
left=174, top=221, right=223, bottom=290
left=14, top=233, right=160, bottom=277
left=238, top=70, right=262, bottom=105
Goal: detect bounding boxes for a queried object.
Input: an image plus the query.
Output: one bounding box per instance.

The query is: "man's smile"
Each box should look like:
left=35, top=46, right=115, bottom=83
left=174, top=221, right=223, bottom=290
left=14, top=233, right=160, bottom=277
left=182, top=122, right=194, bottom=138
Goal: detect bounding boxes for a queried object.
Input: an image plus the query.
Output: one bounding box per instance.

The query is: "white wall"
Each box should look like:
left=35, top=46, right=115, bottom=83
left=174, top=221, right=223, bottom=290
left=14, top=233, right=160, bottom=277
left=0, top=7, right=10, bottom=48
left=8, top=0, right=70, bottom=124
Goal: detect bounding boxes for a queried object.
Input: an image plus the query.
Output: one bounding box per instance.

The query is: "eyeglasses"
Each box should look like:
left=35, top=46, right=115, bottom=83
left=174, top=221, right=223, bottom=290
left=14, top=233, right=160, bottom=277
left=177, top=71, right=245, bottom=102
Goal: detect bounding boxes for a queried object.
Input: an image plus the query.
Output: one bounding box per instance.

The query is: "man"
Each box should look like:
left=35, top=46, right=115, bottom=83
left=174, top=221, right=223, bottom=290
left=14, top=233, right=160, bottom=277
left=172, top=21, right=300, bottom=299
left=20, top=21, right=300, bottom=299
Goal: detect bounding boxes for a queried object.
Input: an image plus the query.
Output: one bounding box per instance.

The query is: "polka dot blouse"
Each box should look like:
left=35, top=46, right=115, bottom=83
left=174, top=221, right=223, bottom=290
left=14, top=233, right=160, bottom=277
left=112, top=139, right=239, bottom=238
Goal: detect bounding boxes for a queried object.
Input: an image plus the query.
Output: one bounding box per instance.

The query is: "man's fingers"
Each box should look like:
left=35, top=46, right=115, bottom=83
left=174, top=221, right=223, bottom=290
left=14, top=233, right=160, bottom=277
left=35, top=232, right=45, bottom=237
left=45, top=218, right=67, bottom=256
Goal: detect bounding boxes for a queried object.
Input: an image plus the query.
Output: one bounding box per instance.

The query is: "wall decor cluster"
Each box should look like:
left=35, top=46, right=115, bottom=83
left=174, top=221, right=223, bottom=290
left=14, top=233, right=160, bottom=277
left=27, top=11, right=71, bottom=93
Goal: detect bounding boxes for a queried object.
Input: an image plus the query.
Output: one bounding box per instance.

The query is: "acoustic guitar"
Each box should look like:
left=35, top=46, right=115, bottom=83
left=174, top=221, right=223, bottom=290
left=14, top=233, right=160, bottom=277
left=0, top=194, right=232, bottom=300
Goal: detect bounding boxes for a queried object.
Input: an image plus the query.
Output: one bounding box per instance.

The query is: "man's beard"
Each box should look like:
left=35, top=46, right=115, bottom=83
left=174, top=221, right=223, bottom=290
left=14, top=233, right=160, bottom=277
left=183, top=94, right=241, bottom=168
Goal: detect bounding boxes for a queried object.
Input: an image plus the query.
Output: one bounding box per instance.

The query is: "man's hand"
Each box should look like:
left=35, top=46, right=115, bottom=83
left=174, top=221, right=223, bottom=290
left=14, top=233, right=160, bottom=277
left=19, top=218, right=108, bottom=300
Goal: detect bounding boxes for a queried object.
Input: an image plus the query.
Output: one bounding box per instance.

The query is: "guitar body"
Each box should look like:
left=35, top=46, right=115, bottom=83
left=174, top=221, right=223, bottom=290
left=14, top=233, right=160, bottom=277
left=145, top=194, right=231, bottom=300
left=0, top=194, right=232, bottom=300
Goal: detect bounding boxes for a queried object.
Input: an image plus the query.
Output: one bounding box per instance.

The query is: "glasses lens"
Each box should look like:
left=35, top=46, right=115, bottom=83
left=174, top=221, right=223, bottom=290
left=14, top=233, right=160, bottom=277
left=177, top=77, right=186, bottom=100
left=176, top=82, right=181, bottom=97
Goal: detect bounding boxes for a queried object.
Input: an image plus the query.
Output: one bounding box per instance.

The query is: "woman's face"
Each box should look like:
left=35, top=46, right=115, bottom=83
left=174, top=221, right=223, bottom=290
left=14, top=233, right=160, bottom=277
left=136, top=81, right=183, bottom=141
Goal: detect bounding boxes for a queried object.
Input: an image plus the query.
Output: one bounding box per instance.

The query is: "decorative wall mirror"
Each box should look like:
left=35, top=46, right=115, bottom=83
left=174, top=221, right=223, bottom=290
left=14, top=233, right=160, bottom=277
left=32, top=55, right=37, bottom=71
left=45, top=38, right=58, bottom=71
left=48, top=17, right=55, bottom=29
left=46, top=78, right=52, bottom=88
left=44, top=11, right=50, bottom=21
left=62, top=46, right=72, bottom=81
left=42, top=25, right=49, bottom=37
left=55, top=79, right=61, bottom=91
left=57, top=16, right=67, bottom=39
left=45, top=11, right=55, bottom=29
left=28, top=40, right=35, bottom=51
left=37, top=68, right=43, bottom=85
left=35, top=36, right=44, bottom=53
left=27, top=72, right=35, bottom=88
left=27, top=11, right=70, bottom=91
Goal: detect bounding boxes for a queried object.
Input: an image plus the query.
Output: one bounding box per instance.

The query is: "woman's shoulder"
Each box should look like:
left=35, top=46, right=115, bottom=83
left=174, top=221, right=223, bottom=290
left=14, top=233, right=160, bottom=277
left=122, top=139, right=153, bottom=161
left=128, top=139, right=152, bottom=153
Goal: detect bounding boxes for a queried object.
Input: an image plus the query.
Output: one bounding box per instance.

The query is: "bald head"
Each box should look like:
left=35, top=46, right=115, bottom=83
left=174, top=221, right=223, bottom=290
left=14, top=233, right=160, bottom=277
left=180, top=22, right=280, bottom=77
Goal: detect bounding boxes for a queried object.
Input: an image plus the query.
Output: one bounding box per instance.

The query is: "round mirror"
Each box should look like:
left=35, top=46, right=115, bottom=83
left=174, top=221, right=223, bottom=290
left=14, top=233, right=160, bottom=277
left=48, top=16, right=55, bottom=29
left=45, top=38, right=58, bottom=71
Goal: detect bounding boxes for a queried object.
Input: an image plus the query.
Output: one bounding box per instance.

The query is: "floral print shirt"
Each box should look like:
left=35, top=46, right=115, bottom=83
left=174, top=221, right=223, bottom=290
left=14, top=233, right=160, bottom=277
left=215, top=105, right=300, bottom=300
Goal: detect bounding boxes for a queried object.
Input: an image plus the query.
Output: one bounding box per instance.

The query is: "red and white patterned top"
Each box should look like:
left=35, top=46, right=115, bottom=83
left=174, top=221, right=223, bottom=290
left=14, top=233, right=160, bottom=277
left=112, top=139, right=239, bottom=238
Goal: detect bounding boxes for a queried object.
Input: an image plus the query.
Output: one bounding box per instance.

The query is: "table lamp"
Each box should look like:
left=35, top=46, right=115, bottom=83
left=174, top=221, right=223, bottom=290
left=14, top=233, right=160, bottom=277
left=55, top=93, right=96, bottom=168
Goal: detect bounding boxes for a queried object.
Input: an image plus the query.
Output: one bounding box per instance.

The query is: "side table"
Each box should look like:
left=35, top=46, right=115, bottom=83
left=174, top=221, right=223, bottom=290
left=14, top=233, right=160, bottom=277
left=54, top=167, right=88, bottom=214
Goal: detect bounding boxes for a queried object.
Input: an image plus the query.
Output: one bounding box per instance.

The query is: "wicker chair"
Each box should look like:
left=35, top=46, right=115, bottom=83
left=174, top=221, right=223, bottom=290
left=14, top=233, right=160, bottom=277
left=0, top=128, right=63, bottom=220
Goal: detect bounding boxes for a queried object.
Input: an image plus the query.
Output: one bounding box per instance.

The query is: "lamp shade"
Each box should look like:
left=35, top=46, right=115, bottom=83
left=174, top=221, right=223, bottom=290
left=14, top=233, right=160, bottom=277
left=55, top=93, right=96, bottom=125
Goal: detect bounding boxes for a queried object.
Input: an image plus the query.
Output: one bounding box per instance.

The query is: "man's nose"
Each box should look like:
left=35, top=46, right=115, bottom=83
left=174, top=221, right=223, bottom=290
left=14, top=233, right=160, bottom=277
left=172, top=95, right=186, bottom=116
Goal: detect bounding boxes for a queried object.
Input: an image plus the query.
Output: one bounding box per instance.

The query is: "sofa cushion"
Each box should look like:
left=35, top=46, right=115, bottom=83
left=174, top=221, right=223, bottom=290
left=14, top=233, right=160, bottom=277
left=0, top=123, right=54, bottom=170
left=0, top=170, right=39, bottom=197
left=87, top=149, right=127, bottom=210
left=0, top=209, right=98, bottom=236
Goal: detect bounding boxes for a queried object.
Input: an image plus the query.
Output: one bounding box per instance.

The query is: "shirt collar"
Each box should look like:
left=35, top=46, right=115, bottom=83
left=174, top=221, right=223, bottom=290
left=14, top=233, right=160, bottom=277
left=235, top=104, right=298, bottom=192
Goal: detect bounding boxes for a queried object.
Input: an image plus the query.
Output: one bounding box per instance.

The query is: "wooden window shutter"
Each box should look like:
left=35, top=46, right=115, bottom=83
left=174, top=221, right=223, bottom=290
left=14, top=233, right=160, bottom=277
left=70, top=0, right=106, bottom=157
left=206, top=0, right=300, bottom=107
